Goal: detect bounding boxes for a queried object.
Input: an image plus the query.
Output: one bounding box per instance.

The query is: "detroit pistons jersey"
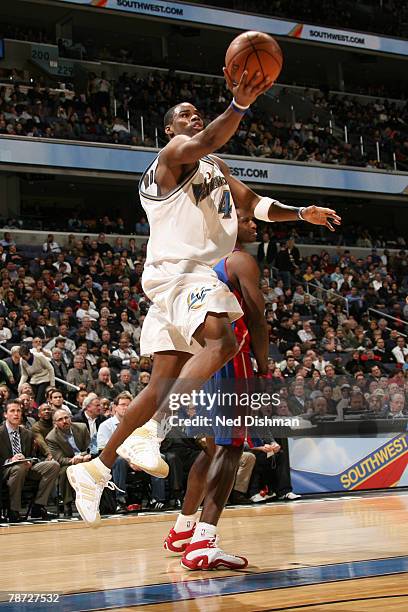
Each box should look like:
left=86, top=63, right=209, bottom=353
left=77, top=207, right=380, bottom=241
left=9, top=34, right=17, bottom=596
left=139, top=154, right=237, bottom=268
left=214, top=255, right=251, bottom=356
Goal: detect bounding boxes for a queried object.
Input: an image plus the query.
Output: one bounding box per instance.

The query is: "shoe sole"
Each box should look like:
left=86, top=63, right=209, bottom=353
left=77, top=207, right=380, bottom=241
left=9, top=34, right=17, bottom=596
left=66, top=466, right=101, bottom=528
left=117, top=446, right=169, bottom=478
left=181, top=555, right=248, bottom=571
left=164, top=540, right=188, bottom=554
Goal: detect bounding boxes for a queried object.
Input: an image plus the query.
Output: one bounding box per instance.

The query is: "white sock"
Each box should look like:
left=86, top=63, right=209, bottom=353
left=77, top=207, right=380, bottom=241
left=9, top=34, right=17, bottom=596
left=191, top=521, right=217, bottom=542
left=174, top=513, right=197, bottom=533
left=93, top=457, right=111, bottom=476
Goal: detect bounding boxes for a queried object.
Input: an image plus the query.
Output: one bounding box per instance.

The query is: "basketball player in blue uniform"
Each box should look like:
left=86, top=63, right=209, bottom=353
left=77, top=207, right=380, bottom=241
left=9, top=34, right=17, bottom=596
left=67, top=68, right=341, bottom=568
left=164, top=208, right=275, bottom=569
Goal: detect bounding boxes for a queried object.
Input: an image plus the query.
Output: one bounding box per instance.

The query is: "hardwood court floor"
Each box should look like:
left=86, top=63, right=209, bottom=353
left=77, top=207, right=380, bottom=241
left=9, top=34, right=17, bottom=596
left=1, top=492, right=408, bottom=611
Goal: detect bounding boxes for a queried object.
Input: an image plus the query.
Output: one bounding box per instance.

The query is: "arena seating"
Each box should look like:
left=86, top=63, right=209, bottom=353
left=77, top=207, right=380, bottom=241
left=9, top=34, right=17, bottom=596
left=0, top=226, right=407, bottom=518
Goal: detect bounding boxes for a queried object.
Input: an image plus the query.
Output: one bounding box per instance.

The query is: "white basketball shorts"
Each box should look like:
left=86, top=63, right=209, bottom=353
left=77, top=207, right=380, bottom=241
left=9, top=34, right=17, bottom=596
left=140, top=260, right=243, bottom=355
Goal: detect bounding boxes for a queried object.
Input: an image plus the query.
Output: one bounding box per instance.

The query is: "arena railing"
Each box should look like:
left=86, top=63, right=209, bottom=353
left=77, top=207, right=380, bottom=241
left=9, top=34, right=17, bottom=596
left=0, top=343, right=81, bottom=403
left=0, top=70, right=403, bottom=171
left=269, top=265, right=350, bottom=316
left=367, top=307, right=408, bottom=338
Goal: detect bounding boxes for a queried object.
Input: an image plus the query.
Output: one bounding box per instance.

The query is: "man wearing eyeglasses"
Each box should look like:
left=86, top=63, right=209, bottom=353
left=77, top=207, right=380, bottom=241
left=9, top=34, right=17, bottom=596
left=46, top=409, right=91, bottom=517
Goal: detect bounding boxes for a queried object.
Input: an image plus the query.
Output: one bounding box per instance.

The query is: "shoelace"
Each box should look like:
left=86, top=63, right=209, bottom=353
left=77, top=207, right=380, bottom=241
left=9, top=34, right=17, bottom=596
left=95, top=475, right=125, bottom=495
left=106, top=480, right=125, bottom=494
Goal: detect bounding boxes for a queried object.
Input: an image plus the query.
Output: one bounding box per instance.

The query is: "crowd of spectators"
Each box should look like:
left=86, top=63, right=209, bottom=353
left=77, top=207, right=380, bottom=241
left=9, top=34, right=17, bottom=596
left=0, top=223, right=408, bottom=521
left=1, top=69, right=407, bottom=171
left=198, top=0, right=408, bottom=39
left=248, top=229, right=408, bottom=427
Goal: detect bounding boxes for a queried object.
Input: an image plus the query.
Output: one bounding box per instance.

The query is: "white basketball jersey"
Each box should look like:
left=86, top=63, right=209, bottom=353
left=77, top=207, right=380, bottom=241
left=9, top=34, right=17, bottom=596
left=139, top=154, right=237, bottom=268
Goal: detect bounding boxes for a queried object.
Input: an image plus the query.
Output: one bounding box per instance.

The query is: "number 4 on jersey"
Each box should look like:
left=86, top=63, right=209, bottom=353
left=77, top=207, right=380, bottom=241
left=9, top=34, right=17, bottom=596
left=218, top=190, right=232, bottom=219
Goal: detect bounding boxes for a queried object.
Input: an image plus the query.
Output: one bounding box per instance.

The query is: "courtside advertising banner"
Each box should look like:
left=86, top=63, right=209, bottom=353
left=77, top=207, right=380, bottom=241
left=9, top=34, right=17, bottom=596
left=289, top=435, right=408, bottom=494
left=1, top=137, right=408, bottom=195
left=56, top=0, right=408, bottom=56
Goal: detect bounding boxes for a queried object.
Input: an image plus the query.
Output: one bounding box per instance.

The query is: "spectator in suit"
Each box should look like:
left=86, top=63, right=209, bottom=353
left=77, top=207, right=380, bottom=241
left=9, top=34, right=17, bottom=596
left=46, top=408, right=91, bottom=517
left=288, top=381, right=308, bottom=415
left=31, top=403, right=53, bottom=455
left=113, top=369, right=137, bottom=396
left=4, top=346, right=21, bottom=395
left=0, top=399, right=60, bottom=522
left=33, top=314, right=55, bottom=340
left=66, top=355, right=92, bottom=391
left=257, top=231, right=277, bottom=266
left=275, top=239, right=301, bottom=288
left=91, top=367, right=114, bottom=399
left=51, top=347, right=68, bottom=384
left=385, top=393, right=406, bottom=418
left=18, top=344, right=55, bottom=404
left=72, top=393, right=105, bottom=455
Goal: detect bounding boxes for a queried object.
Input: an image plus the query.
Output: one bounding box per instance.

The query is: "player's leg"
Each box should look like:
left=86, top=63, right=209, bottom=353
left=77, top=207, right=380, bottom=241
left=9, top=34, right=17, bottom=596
left=181, top=442, right=248, bottom=570
left=112, top=313, right=238, bottom=475
left=165, top=440, right=215, bottom=553
left=199, top=443, right=243, bottom=525
left=67, top=313, right=237, bottom=526
left=165, top=438, right=216, bottom=553
left=67, top=350, right=190, bottom=525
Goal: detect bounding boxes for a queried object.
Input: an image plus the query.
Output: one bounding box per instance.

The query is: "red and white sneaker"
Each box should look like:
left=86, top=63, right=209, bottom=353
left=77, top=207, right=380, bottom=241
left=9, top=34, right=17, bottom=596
left=181, top=536, right=248, bottom=571
left=164, top=525, right=195, bottom=553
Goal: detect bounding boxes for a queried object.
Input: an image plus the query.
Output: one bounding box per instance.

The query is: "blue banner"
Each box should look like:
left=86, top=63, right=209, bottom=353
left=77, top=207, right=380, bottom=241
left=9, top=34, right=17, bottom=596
left=1, top=137, right=407, bottom=196
left=289, top=435, right=408, bottom=494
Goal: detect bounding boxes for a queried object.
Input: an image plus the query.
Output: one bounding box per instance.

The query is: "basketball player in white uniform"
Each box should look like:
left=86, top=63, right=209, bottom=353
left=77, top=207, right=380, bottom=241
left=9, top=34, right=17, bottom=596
left=67, top=68, right=340, bottom=568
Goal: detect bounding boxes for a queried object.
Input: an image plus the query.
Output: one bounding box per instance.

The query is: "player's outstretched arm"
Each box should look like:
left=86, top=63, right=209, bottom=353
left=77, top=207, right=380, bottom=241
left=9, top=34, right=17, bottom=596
left=228, top=250, right=269, bottom=375
left=213, top=157, right=342, bottom=231
left=160, top=70, right=271, bottom=167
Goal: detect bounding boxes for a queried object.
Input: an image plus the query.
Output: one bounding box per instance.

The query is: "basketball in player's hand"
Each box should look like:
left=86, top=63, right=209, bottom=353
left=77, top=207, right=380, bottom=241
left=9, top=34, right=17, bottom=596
left=225, top=31, right=283, bottom=87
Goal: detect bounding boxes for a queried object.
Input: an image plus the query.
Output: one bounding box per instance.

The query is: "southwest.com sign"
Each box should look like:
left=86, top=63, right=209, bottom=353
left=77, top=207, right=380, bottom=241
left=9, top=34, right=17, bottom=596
left=58, top=0, right=408, bottom=57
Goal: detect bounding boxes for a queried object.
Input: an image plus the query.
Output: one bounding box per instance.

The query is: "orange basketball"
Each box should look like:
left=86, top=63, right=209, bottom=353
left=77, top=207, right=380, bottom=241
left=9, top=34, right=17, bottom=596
left=225, top=31, right=283, bottom=86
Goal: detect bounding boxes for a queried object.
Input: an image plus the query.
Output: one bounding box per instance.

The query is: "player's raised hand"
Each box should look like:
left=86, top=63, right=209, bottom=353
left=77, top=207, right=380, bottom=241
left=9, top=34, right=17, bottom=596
left=301, top=205, right=342, bottom=231
left=223, top=67, right=272, bottom=107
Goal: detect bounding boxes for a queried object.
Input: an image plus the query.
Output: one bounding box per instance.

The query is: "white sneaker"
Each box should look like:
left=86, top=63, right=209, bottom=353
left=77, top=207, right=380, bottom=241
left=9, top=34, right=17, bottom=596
left=265, top=492, right=277, bottom=502
left=250, top=492, right=268, bottom=503
left=278, top=492, right=301, bottom=501
left=117, top=425, right=169, bottom=478
left=67, top=460, right=121, bottom=526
